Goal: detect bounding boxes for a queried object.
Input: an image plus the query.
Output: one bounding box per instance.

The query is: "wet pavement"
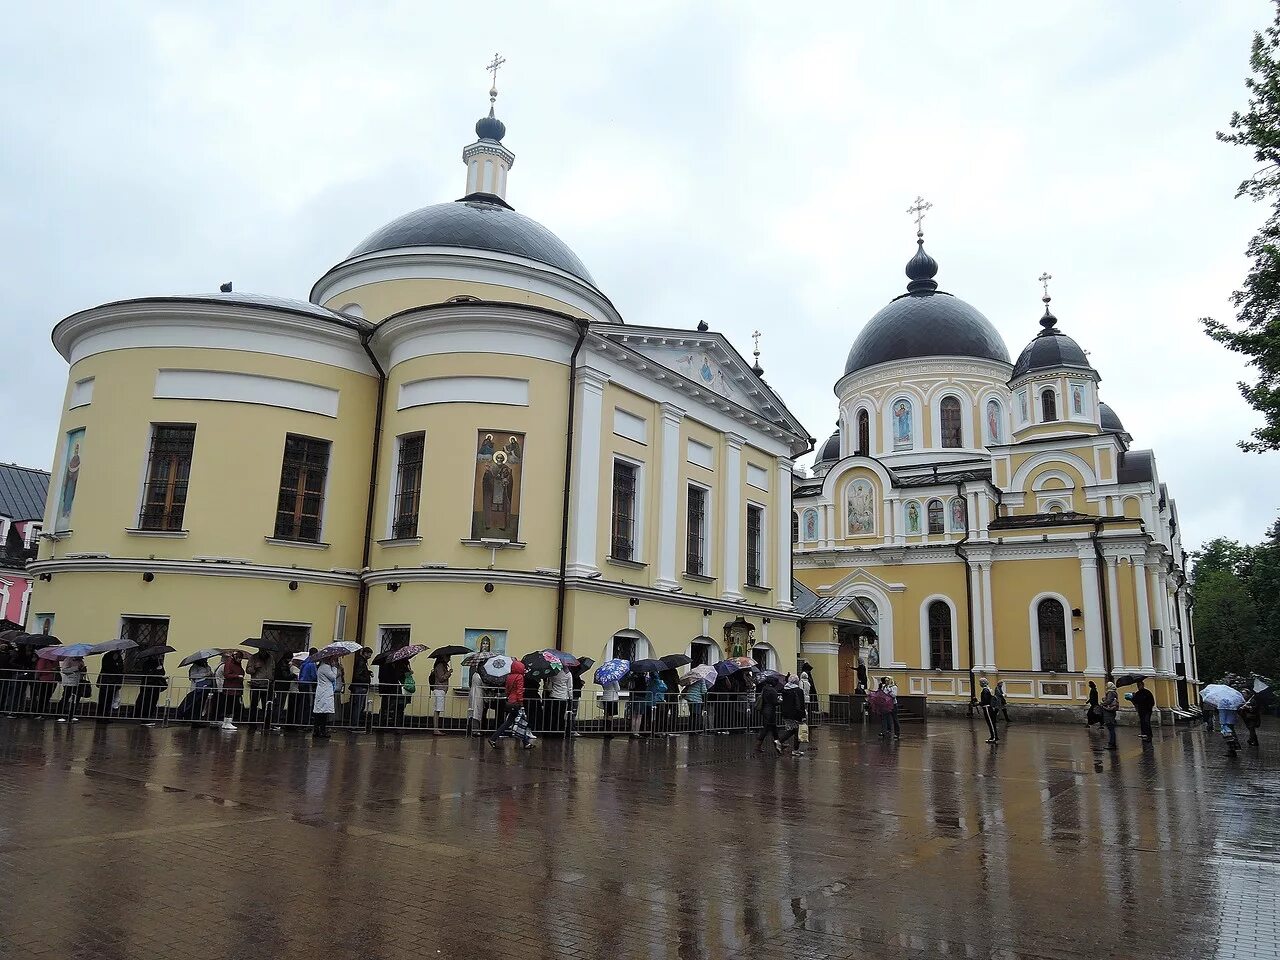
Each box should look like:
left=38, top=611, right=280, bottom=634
left=0, top=718, right=1275, bottom=960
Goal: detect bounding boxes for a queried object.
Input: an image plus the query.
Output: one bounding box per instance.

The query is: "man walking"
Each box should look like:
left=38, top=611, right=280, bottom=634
left=1131, top=679, right=1156, bottom=741
left=978, top=677, right=999, bottom=744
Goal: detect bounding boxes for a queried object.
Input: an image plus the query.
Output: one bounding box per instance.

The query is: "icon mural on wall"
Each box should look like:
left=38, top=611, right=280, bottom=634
left=803, top=508, right=819, bottom=541
left=472, top=429, right=524, bottom=541
left=464, top=628, right=507, bottom=684
left=673, top=352, right=735, bottom=398
left=986, top=399, right=1002, bottom=444
left=54, top=428, right=84, bottom=532
left=1018, top=390, right=1029, bottom=424
left=846, top=479, right=875, bottom=535
left=950, top=497, right=967, bottom=532
left=906, top=501, right=921, bottom=534
left=1071, top=383, right=1085, bottom=416
left=892, top=400, right=912, bottom=450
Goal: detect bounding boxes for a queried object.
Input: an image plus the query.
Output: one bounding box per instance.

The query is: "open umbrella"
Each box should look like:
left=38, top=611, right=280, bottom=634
left=37, top=643, right=95, bottom=660
left=89, top=639, right=138, bottom=655
left=573, top=656, right=595, bottom=672
left=133, top=645, right=176, bottom=661
left=544, top=649, right=581, bottom=669
left=521, top=651, right=563, bottom=679
left=241, top=637, right=288, bottom=653
left=372, top=644, right=428, bottom=667
left=316, top=641, right=361, bottom=659
left=430, top=644, right=473, bottom=659
left=1113, top=673, right=1147, bottom=687
left=0, top=629, right=23, bottom=643
left=754, top=670, right=786, bottom=687
left=17, top=634, right=59, bottom=647
left=1253, top=675, right=1274, bottom=696
left=1200, top=684, right=1245, bottom=711
left=479, top=655, right=515, bottom=685
left=291, top=651, right=310, bottom=663
left=180, top=648, right=228, bottom=667
left=461, top=650, right=494, bottom=667
left=727, top=657, right=758, bottom=669
left=661, top=653, right=693, bottom=669
left=682, top=664, right=716, bottom=686
left=594, top=658, right=630, bottom=685
left=629, top=658, right=666, bottom=674
left=713, top=660, right=743, bottom=678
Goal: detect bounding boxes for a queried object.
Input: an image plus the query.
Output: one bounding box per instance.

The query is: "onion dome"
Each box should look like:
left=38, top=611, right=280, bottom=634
left=1010, top=292, right=1096, bottom=380
left=1099, top=402, right=1125, bottom=433
left=815, top=428, right=841, bottom=464
left=475, top=95, right=507, bottom=141
left=844, top=236, right=1009, bottom=375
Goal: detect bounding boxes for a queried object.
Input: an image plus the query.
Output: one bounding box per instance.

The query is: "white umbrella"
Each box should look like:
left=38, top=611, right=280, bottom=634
left=1200, top=684, right=1245, bottom=710
left=90, top=639, right=138, bottom=655
left=179, top=648, right=227, bottom=667
left=292, top=651, right=310, bottom=663
left=479, top=655, right=514, bottom=685
left=316, top=641, right=361, bottom=658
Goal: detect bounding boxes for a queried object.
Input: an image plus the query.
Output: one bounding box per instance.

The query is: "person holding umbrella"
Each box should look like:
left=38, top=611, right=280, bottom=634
left=428, top=656, right=453, bottom=735
left=1130, top=678, right=1156, bottom=741
left=1240, top=688, right=1262, bottom=747
left=34, top=647, right=59, bottom=716
left=1085, top=680, right=1102, bottom=728
left=1099, top=681, right=1120, bottom=750
left=349, top=647, right=373, bottom=729
left=213, top=652, right=244, bottom=730
left=488, top=659, right=535, bottom=750
left=96, top=648, right=126, bottom=722
left=176, top=653, right=216, bottom=725
left=778, top=674, right=808, bottom=756
left=595, top=658, right=628, bottom=731
left=755, top=674, right=783, bottom=753
left=312, top=651, right=340, bottom=740
left=544, top=656, right=572, bottom=736
left=246, top=650, right=274, bottom=724
left=56, top=654, right=88, bottom=723
left=133, top=647, right=172, bottom=726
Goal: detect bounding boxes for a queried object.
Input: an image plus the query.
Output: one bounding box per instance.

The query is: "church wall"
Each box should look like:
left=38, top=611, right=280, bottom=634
left=371, top=351, right=568, bottom=573
left=323, top=277, right=592, bottom=324
left=677, top=418, right=721, bottom=597
left=988, top=557, right=1088, bottom=672
left=366, top=579, right=556, bottom=657
left=594, top=382, right=662, bottom=589
left=38, top=346, right=377, bottom=570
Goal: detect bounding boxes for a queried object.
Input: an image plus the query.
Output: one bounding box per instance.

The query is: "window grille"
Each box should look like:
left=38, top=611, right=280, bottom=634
left=138, top=424, right=196, bottom=531
left=274, top=435, right=330, bottom=542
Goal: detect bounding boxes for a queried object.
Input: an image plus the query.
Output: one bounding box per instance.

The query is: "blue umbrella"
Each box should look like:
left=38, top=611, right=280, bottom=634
left=38, top=643, right=95, bottom=659
left=714, top=660, right=743, bottom=677
left=594, top=658, right=630, bottom=685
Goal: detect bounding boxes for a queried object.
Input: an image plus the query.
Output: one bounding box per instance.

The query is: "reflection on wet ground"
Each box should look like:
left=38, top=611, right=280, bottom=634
left=0, top=718, right=1275, bottom=959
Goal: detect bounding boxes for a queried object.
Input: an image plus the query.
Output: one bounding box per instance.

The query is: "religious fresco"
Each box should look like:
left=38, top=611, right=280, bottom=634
left=464, top=628, right=507, bottom=684
left=905, top=500, right=921, bottom=534
left=672, top=351, right=735, bottom=399
left=803, top=508, right=819, bottom=541
left=891, top=399, right=912, bottom=450
left=846, top=479, right=875, bottom=535
left=950, top=497, right=967, bottom=532
left=1017, top=390, right=1029, bottom=424
left=471, top=429, right=524, bottom=541
left=986, top=399, right=1002, bottom=444
left=54, top=428, right=84, bottom=532
left=1071, top=383, right=1086, bottom=416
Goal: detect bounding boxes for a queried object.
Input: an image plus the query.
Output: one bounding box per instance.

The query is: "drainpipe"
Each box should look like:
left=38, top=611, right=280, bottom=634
left=554, top=319, right=591, bottom=650
left=356, top=330, right=387, bottom=649
left=1090, top=519, right=1113, bottom=679
left=952, top=481, right=977, bottom=716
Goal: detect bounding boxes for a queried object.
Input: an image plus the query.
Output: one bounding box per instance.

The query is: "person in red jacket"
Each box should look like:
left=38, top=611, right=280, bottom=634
left=488, top=660, right=535, bottom=749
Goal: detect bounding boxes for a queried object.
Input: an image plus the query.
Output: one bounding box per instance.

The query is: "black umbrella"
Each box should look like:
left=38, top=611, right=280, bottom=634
left=1113, top=673, right=1147, bottom=687
left=521, top=651, right=564, bottom=679
left=661, top=653, right=692, bottom=669
left=629, top=658, right=666, bottom=674
left=241, top=637, right=288, bottom=653
left=15, top=634, right=59, bottom=647
left=429, top=644, right=473, bottom=659
left=570, top=656, right=595, bottom=674
left=133, top=645, right=176, bottom=661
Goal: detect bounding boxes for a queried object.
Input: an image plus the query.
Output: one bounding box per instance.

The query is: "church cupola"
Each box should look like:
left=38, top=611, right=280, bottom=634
left=1009, top=274, right=1101, bottom=437
left=462, top=53, right=516, bottom=201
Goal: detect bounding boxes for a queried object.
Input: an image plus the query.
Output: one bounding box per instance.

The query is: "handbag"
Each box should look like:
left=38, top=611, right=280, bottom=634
left=511, top=707, right=530, bottom=740
left=798, top=722, right=810, bottom=743
left=402, top=675, right=416, bottom=695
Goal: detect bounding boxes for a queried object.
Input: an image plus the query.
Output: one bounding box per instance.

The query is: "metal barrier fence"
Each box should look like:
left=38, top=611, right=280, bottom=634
left=0, top=668, right=835, bottom=738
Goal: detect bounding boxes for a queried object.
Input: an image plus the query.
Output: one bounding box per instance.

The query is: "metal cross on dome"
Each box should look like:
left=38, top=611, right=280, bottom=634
left=752, top=329, right=762, bottom=357
left=1038, top=271, right=1053, bottom=298
left=907, top=196, right=932, bottom=233
left=486, top=53, right=506, bottom=87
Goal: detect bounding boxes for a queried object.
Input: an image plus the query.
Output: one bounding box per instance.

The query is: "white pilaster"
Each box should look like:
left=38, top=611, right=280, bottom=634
left=566, top=369, right=609, bottom=577
left=1133, top=558, right=1154, bottom=672
left=968, top=561, right=985, bottom=670
left=1105, top=556, right=1124, bottom=671
left=979, top=561, right=995, bottom=670
left=654, top=403, right=685, bottom=591
left=1153, top=566, right=1172, bottom=674
left=1078, top=554, right=1106, bottom=674
left=721, top=433, right=745, bottom=602
left=775, top=458, right=794, bottom=610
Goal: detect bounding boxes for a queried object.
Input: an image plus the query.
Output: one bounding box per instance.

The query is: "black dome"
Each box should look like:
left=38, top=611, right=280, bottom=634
left=844, top=240, right=1010, bottom=376
left=349, top=195, right=595, bottom=284
left=1099, top=402, right=1125, bottom=433
left=475, top=113, right=507, bottom=141
left=816, top=430, right=841, bottom=463
left=1011, top=306, right=1095, bottom=380
left=844, top=292, right=1009, bottom=375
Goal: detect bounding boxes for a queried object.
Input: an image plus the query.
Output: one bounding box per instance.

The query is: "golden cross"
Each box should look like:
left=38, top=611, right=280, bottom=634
left=486, top=53, right=507, bottom=87
left=1038, top=271, right=1053, bottom=298
left=906, top=196, right=932, bottom=232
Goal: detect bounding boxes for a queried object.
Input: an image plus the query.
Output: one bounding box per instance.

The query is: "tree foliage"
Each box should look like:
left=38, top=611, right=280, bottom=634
left=1190, top=521, right=1280, bottom=681
left=1203, top=3, right=1280, bottom=452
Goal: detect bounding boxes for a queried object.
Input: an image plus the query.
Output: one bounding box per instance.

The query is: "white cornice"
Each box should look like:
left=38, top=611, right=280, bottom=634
left=372, top=304, right=583, bottom=371
left=836, top=356, right=1013, bottom=399
left=310, top=248, right=624, bottom=325
left=28, top=557, right=360, bottom=587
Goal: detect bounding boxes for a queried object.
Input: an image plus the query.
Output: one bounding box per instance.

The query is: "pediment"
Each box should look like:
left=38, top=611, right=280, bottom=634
left=823, top=568, right=906, bottom=594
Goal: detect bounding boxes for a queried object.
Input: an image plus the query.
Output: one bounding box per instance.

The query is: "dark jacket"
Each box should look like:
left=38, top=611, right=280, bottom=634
left=979, top=687, right=995, bottom=708
left=780, top=686, right=806, bottom=722
left=352, top=657, right=372, bottom=686
left=1087, top=684, right=1099, bottom=707
left=757, top=684, right=781, bottom=720
left=99, top=651, right=125, bottom=686
left=1131, top=688, right=1155, bottom=716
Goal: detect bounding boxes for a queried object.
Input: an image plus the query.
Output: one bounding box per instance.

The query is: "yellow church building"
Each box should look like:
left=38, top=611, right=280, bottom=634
left=792, top=227, right=1198, bottom=721
left=29, top=83, right=812, bottom=680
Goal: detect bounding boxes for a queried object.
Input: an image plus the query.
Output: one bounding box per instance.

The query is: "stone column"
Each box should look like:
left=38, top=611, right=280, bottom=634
left=979, top=561, right=996, bottom=671
left=775, top=458, right=794, bottom=610
left=1077, top=553, right=1106, bottom=675
left=1153, top=566, right=1172, bottom=674
left=1133, top=557, right=1154, bottom=672
left=653, top=403, right=685, bottom=591
left=566, top=368, right=609, bottom=577
left=721, top=433, right=745, bottom=602
left=1105, top=556, right=1124, bottom=672
left=968, top=561, right=986, bottom=670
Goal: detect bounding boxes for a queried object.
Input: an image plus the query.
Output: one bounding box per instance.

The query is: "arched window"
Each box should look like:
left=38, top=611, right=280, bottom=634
left=985, top=399, right=1002, bottom=444
left=928, top=601, right=953, bottom=669
left=1041, top=388, right=1058, bottom=422
left=940, top=396, right=963, bottom=448
left=1037, top=598, right=1068, bottom=672
left=857, top=409, right=870, bottom=455
left=927, top=499, right=945, bottom=534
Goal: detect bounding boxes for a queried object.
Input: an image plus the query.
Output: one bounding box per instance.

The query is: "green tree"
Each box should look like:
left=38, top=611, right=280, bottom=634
left=1203, top=3, right=1280, bottom=452
left=1191, top=524, right=1280, bottom=682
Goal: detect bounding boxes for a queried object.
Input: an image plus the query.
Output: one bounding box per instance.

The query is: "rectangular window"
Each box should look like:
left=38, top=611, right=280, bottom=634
left=273, top=434, right=331, bottom=542
left=746, top=504, right=764, bottom=587
left=686, top=484, right=707, bottom=576
left=138, top=424, right=196, bottom=531
left=262, top=622, right=311, bottom=655
left=392, top=432, right=425, bottom=539
left=380, top=626, right=411, bottom=655
left=610, top=460, right=637, bottom=561
left=120, top=616, right=170, bottom=675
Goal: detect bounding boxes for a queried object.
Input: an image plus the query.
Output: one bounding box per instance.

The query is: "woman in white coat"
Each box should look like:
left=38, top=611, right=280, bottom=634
left=312, top=655, right=339, bottom=740
left=467, top=669, right=487, bottom=737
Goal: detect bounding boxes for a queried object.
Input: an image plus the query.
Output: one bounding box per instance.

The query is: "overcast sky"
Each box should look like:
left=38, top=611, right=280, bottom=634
left=1, top=2, right=1276, bottom=552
